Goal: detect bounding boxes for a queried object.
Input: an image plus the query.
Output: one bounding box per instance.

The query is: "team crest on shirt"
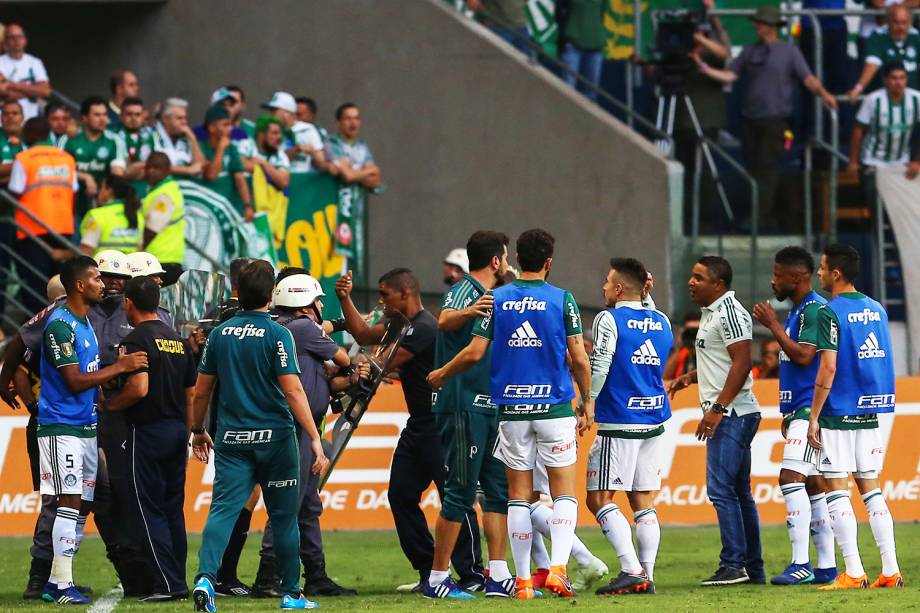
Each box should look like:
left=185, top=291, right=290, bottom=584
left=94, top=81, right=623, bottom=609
left=61, top=342, right=74, bottom=358
left=97, top=146, right=109, bottom=159
left=64, top=474, right=77, bottom=487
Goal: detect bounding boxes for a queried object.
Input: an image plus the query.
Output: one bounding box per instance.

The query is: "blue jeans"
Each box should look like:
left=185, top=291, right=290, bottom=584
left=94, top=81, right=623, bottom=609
left=706, top=412, right=764, bottom=579
left=496, top=27, right=533, bottom=56
left=560, top=43, right=603, bottom=102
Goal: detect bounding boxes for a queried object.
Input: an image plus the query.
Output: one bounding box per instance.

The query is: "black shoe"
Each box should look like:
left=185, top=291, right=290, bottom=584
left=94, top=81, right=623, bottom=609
left=596, top=571, right=655, bottom=595
left=701, top=567, right=750, bottom=586
left=215, top=579, right=252, bottom=596
left=75, top=585, right=93, bottom=596
left=252, top=558, right=282, bottom=599
left=303, top=576, right=357, bottom=596
left=23, top=558, right=52, bottom=599
left=139, top=591, right=189, bottom=602
left=457, top=576, right=486, bottom=593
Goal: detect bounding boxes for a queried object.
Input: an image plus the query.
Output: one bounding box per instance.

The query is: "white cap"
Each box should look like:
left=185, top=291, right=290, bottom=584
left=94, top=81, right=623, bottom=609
left=126, top=251, right=166, bottom=277
left=273, top=274, right=325, bottom=309
left=95, top=249, right=132, bottom=278
left=261, top=91, right=296, bottom=114
left=444, top=248, right=469, bottom=274
left=210, top=87, right=235, bottom=105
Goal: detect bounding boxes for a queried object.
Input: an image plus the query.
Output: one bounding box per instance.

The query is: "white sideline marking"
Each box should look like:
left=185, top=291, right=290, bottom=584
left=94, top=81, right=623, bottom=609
left=88, top=586, right=123, bottom=613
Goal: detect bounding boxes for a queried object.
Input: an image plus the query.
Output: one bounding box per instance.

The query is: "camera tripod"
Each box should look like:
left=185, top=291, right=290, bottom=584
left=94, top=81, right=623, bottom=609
left=654, top=90, right=734, bottom=221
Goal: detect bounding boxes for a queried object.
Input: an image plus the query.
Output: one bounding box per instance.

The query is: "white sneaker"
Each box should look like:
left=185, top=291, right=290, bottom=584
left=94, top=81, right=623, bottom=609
left=571, top=557, right=609, bottom=591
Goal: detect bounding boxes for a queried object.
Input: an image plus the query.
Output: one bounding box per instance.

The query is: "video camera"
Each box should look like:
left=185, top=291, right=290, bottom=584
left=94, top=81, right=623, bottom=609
left=649, top=9, right=711, bottom=92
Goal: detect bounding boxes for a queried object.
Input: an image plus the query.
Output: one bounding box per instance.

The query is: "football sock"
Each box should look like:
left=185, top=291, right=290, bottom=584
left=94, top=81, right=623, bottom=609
left=428, top=569, right=449, bottom=588
left=489, top=560, right=512, bottom=582
left=595, top=503, right=642, bottom=575
left=861, top=488, right=899, bottom=576
left=634, top=508, right=660, bottom=580
left=50, top=506, right=79, bottom=588
left=530, top=532, right=551, bottom=569
left=507, top=501, right=533, bottom=581
left=74, top=514, right=87, bottom=554
left=809, top=493, right=836, bottom=569
left=781, top=483, right=811, bottom=564
left=528, top=504, right=552, bottom=568
left=549, top=496, right=578, bottom=568
left=827, top=490, right=865, bottom=578
left=532, top=501, right=594, bottom=566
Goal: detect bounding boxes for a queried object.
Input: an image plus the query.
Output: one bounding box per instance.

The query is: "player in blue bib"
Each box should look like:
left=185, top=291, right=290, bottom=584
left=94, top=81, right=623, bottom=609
left=753, top=247, right=836, bottom=586
left=429, top=229, right=593, bottom=600
left=36, top=256, right=148, bottom=605
left=587, top=258, right=669, bottom=596
left=809, top=244, right=903, bottom=590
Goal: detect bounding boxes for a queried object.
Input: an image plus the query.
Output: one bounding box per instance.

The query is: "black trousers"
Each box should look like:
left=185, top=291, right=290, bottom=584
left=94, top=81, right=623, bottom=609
left=740, top=117, right=788, bottom=233
left=125, top=419, right=189, bottom=594
left=389, top=414, right=483, bottom=583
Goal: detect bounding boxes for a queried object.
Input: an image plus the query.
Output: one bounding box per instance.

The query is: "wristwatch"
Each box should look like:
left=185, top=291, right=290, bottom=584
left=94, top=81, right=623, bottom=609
left=709, top=402, right=728, bottom=415
left=191, top=426, right=206, bottom=435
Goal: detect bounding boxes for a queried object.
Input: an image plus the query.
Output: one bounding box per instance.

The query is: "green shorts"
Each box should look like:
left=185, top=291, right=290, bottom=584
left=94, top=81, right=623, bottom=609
left=437, top=410, right=508, bottom=521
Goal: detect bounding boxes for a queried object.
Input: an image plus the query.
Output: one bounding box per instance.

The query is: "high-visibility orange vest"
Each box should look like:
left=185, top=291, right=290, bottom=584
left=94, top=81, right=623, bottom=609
left=15, top=145, right=76, bottom=239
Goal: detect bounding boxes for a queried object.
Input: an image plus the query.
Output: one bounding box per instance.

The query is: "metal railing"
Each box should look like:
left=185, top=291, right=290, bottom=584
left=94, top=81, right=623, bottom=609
left=803, top=108, right=846, bottom=250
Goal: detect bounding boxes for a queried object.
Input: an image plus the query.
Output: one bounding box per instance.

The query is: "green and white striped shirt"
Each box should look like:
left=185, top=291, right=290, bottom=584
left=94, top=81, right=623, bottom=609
left=856, top=87, right=920, bottom=166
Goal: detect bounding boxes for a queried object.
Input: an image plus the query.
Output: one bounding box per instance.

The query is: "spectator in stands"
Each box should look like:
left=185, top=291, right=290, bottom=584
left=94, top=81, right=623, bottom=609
left=800, top=0, right=851, bottom=96
left=195, top=87, right=256, bottom=168
left=849, top=4, right=920, bottom=101
left=142, top=151, right=185, bottom=280
left=467, top=0, right=531, bottom=54
left=855, top=0, right=918, bottom=55
left=153, top=97, right=206, bottom=177
left=695, top=5, right=837, bottom=234
left=0, top=99, right=24, bottom=181
left=8, top=117, right=77, bottom=314
left=115, top=96, right=155, bottom=190
left=226, top=85, right=258, bottom=146
left=65, top=96, right=127, bottom=223
left=556, top=0, right=605, bottom=102
left=295, top=96, right=328, bottom=140
left=262, top=91, right=327, bottom=174
left=752, top=338, right=780, bottom=379
left=663, top=311, right=700, bottom=380
left=107, top=69, right=139, bottom=131
left=45, top=102, right=74, bottom=149
left=253, top=114, right=291, bottom=190
left=199, top=104, right=253, bottom=219
left=0, top=24, right=51, bottom=120
left=79, top=175, right=143, bottom=256
left=324, top=103, right=382, bottom=189
left=848, top=61, right=920, bottom=209
left=441, top=248, right=468, bottom=286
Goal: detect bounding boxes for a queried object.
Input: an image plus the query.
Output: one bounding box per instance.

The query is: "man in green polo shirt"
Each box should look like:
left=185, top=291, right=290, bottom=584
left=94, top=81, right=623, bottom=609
left=849, top=3, right=920, bottom=99
left=65, top=96, right=127, bottom=221
left=114, top=96, right=155, bottom=197
left=198, top=104, right=252, bottom=220
left=428, top=231, right=511, bottom=598
left=189, top=259, right=328, bottom=612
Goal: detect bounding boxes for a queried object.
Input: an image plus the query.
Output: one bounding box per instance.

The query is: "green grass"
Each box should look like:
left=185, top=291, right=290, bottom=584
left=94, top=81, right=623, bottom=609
left=0, top=524, right=918, bottom=612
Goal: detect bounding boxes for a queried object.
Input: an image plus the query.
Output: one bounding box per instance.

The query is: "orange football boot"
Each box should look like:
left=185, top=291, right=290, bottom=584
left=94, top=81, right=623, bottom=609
left=818, top=573, right=869, bottom=590
left=545, top=565, right=575, bottom=597
left=869, top=572, right=904, bottom=588
left=514, top=577, right=536, bottom=600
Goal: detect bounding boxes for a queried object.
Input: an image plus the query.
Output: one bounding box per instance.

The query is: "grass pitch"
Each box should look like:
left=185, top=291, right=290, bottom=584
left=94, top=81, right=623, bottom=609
left=0, top=524, right=917, bottom=612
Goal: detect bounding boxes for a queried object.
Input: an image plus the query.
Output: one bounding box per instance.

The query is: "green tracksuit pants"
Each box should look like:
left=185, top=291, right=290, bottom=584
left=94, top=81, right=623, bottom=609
left=196, top=433, right=301, bottom=596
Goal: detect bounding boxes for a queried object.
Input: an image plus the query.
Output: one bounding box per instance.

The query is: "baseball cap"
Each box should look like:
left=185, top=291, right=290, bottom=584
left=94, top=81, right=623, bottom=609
left=444, top=248, right=469, bottom=274
left=261, top=91, right=297, bottom=114
left=204, top=104, right=230, bottom=125
left=210, top=87, right=236, bottom=105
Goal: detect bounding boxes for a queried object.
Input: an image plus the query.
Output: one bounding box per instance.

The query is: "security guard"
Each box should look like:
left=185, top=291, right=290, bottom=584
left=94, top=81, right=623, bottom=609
left=79, top=175, right=144, bottom=256
left=106, top=276, right=198, bottom=602
left=258, top=273, right=358, bottom=597
left=141, top=151, right=184, bottom=284
left=189, top=259, right=328, bottom=613
left=126, top=251, right=168, bottom=288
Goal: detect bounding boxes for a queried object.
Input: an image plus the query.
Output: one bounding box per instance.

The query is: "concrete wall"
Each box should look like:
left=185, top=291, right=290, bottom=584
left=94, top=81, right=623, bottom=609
left=5, top=0, right=678, bottom=311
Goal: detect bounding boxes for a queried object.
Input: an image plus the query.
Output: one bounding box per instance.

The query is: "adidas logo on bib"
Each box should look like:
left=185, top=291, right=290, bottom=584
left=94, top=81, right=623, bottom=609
left=631, top=339, right=661, bottom=366
left=508, top=320, right=543, bottom=347
left=858, top=332, right=886, bottom=359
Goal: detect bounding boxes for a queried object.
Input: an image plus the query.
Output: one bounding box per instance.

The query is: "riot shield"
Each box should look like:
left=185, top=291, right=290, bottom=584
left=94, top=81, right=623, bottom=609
left=160, top=270, right=228, bottom=338
left=320, top=312, right=412, bottom=489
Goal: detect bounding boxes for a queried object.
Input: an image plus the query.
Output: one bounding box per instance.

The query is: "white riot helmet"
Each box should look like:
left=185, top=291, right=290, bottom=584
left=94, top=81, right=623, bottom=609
left=444, top=248, right=469, bottom=273
left=273, top=274, right=325, bottom=309
left=95, top=250, right=132, bottom=278
left=126, top=251, right=166, bottom=277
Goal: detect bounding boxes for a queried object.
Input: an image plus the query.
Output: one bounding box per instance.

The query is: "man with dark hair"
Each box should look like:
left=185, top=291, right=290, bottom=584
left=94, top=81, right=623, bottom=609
left=142, top=151, right=185, bottom=277
left=226, top=85, right=256, bottom=141
left=45, top=102, right=73, bottom=149
left=36, top=256, right=147, bottom=604
left=335, top=267, right=484, bottom=594
left=200, top=104, right=252, bottom=219
left=65, top=96, right=127, bottom=221
left=426, top=231, right=512, bottom=598
left=105, top=276, right=196, bottom=602
left=189, top=259, right=328, bottom=612
left=0, top=23, right=52, bottom=120
left=753, top=246, right=837, bottom=586
left=115, top=96, right=155, bottom=190
left=1, top=99, right=24, bottom=181
left=261, top=91, right=326, bottom=175
left=669, top=255, right=763, bottom=586
left=430, top=228, right=593, bottom=600
left=294, top=97, right=327, bottom=140
left=807, top=244, right=902, bottom=590
left=107, top=69, right=139, bottom=131
left=324, top=103, right=380, bottom=188
left=587, top=257, right=670, bottom=596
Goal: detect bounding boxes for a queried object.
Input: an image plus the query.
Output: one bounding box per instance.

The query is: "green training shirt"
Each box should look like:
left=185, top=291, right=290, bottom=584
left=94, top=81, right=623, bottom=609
left=433, top=274, right=495, bottom=415
left=65, top=128, right=127, bottom=218
left=199, top=310, right=301, bottom=448
left=198, top=139, right=246, bottom=214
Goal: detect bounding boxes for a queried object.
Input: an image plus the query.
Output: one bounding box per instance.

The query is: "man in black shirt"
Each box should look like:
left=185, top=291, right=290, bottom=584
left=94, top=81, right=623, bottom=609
left=107, top=276, right=198, bottom=602
left=336, top=268, right=484, bottom=592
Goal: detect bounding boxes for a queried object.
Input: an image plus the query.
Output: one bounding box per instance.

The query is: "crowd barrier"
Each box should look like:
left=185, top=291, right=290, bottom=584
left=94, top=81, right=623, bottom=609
left=1, top=378, right=918, bottom=535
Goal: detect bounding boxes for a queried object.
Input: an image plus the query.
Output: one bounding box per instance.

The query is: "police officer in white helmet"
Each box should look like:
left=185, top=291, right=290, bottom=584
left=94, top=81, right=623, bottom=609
left=126, top=251, right=167, bottom=287
left=253, top=268, right=365, bottom=597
